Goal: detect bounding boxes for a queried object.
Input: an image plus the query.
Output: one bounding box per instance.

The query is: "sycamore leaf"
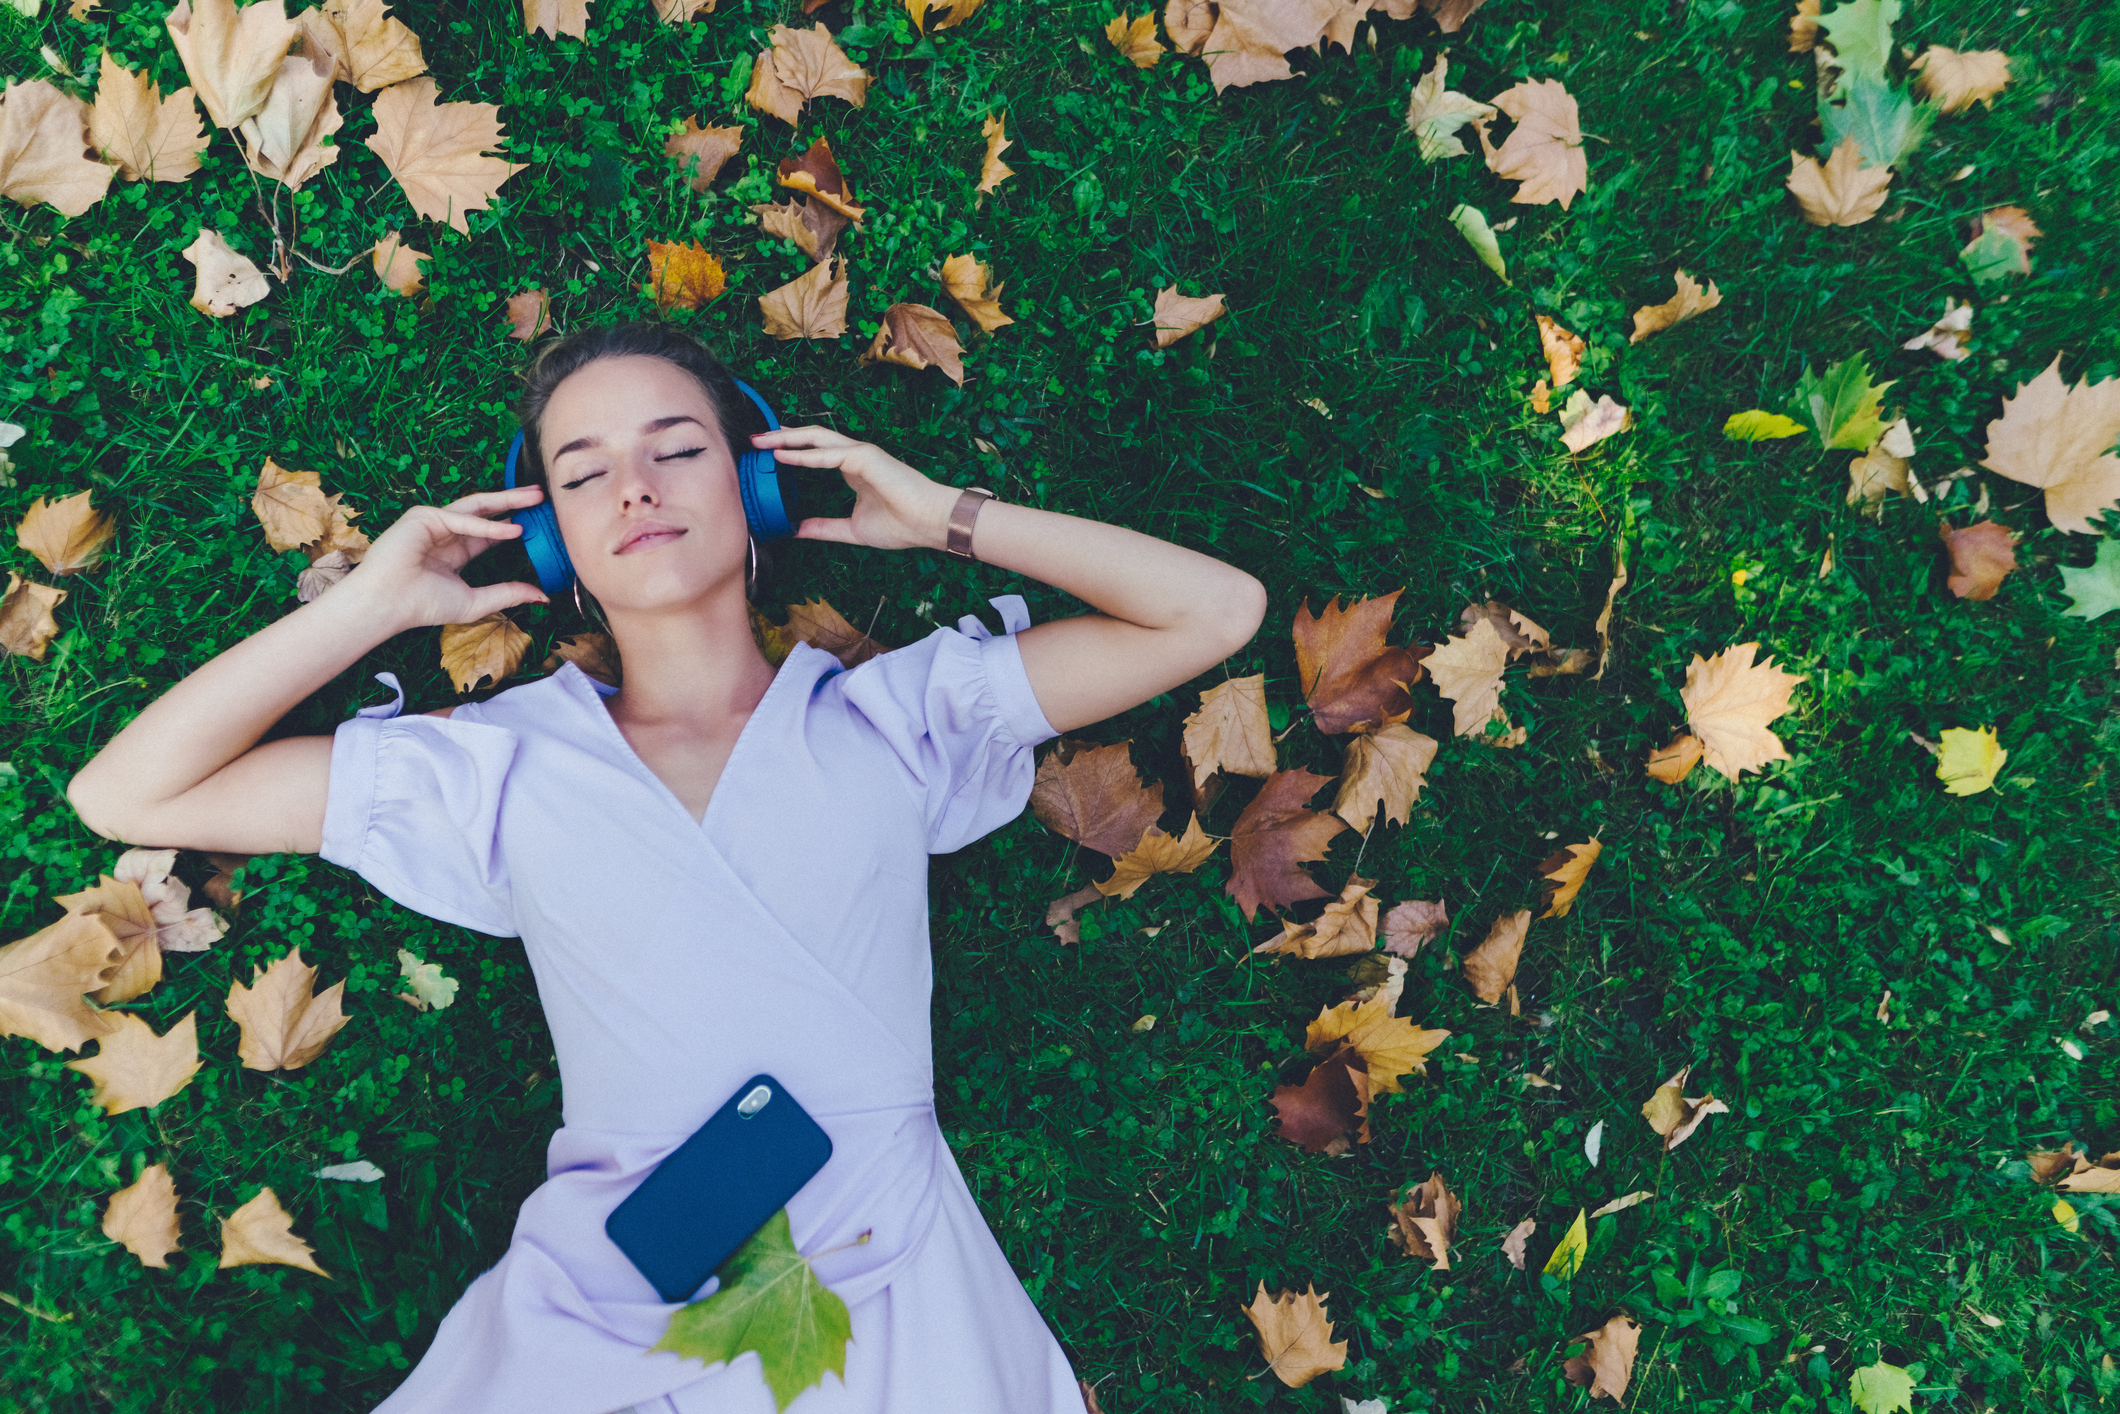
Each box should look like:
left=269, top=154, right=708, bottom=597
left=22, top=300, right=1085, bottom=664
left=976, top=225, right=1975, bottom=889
left=1462, top=909, right=1530, bottom=1005
left=750, top=194, right=849, bottom=263
left=1786, top=136, right=1892, bottom=226
left=860, top=303, right=965, bottom=386
left=182, top=227, right=268, bottom=316
left=1814, top=0, right=1898, bottom=82
left=395, top=947, right=458, bottom=1009
left=0, top=571, right=69, bottom=660
left=1724, top=410, right=1808, bottom=441
left=523, top=0, right=588, bottom=40
left=940, top=253, right=1014, bottom=334
left=1819, top=72, right=1935, bottom=171
left=56, top=874, right=161, bottom=1005
left=365, top=77, right=525, bottom=236
left=1338, top=952, right=1406, bottom=1009
left=1294, top=590, right=1426, bottom=735
left=1591, top=544, right=1627, bottom=682
left=1681, top=643, right=1805, bottom=781
left=1979, top=352, right=2120, bottom=534
left=746, top=24, right=869, bottom=128
left=252, top=459, right=333, bottom=551
left=1564, top=1313, right=1642, bottom=1401
left=653, top=1207, right=851, bottom=1411
left=1640, top=1065, right=1729, bottom=1150
left=1535, top=314, right=1584, bottom=388
left=104, top=1162, right=182, bottom=1267
left=1589, top=1189, right=1655, bottom=1218
left=1939, top=520, right=2016, bottom=600
left=1386, top=1172, right=1459, bottom=1269
left=1420, top=0, right=1489, bottom=34
left=2058, top=538, right=2120, bottom=620
left=371, top=229, right=428, bottom=297
left=1030, top=739, right=1164, bottom=860
left=1961, top=204, right=2039, bottom=292
left=1558, top=390, right=1632, bottom=454
left=1403, top=52, right=1493, bottom=162
left=976, top=110, right=1013, bottom=193
left=439, top=611, right=531, bottom=691
left=1502, top=1216, right=1536, bottom=1269
left=1536, top=838, right=1602, bottom=919
left=1240, top=1282, right=1348, bottom=1388
left=1255, top=874, right=1379, bottom=960
left=1901, top=296, right=1973, bottom=361
left=1332, top=722, right=1437, bottom=835
left=663, top=115, right=742, bottom=192
left=1226, top=769, right=1345, bottom=921
left=782, top=597, right=889, bottom=668
left=1645, top=731, right=1704, bottom=784
left=1096, top=815, right=1217, bottom=899
left=1849, top=1361, right=1915, bottom=1414
left=1476, top=79, right=1586, bottom=210
left=165, top=0, right=299, bottom=129
left=542, top=629, right=619, bottom=686
left=1105, top=11, right=1164, bottom=67
left=643, top=239, right=726, bottom=310
left=1150, top=284, right=1226, bottom=348
left=1188, top=0, right=1343, bottom=94
left=64, top=1010, right=200, bottom=1115
left=2054, top=1149, right=2120, bottom=1194
left=1425, top=616, right=1510, bottom=738
left=90, top=53, right=208, bottom=183
left=656, top=0, right=713, bottom=21
left=299, top=0, right=427, bottom=91
left=1794, top=351, right=1892, bottom=451
left=1381, top=898, right=1449, bottom=958
left=226, top=946, right=349, bottom=1071
left=218, top=1186, right=329, bottom=1275
left=1447, top=202, right=1508, bottom=282
left=759, top=258, right=849, bottom=341
left=0, top=910, right=127, bottom=1052
left=1457, top=601, right=1550, bottom=658
left=1628, top=270, right=1722, bottom=345
left=0, top=78, right=116, bottom=219
left=1544, top=1209, right=1588, bottom=1278
left=1165, top=0, right=1213, bottom=53
left=1182, top=674, right=1274, bottom=794
left=1911, top=45, right=2009, bottom=113
left=1788, top=0, right=1819, bottom=49
left=906, top=0, right=983, bottom=33
left=775, top=136, right=865, bottom=224
left=503, top=287, right=550, bottom=340
left=17, top=488, right=116, bottom=575
left=236, top=31, right=343, bottom=190
left=1846, top=418, right=1915, bottom=511
left=1936, top=725, right=2005, bottom=796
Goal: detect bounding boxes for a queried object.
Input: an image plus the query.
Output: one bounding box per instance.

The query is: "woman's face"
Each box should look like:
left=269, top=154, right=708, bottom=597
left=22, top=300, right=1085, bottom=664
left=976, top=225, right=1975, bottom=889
left=539, top=355, right=749, bottom=614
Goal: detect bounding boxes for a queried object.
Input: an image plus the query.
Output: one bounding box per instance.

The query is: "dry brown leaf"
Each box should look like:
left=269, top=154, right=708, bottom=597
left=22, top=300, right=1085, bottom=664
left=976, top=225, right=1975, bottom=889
left=1096, top=814, right=1218, bottom=898
left=643, top=239, right=725, bottom=310
left=111, top=847, right=225, bottom=954
left=1304, top=993, right=1450, bottom=1091
left=201, top=851, right=254, bottom=912
left=656, top=0, right=715, bottom=21
left=1044, top=881, right=1105, bottom=946
left=182, top=227, right=269, bottom=316
left=1979, top=352, right=2120, bottom=535
left=1189, top=0, right=1340, bottom=93
left=1031, top=739, right=1165, bottom=860
left=1963, top=204, right=2039, bottom=277
left=1502, top=1216, right=1536, bottom=1269
left=859, top=303, right=965, bottom=386
left=523, top=0, right=589, bottom=40
left=1681, top=643, right=1805, bottom=781
left=1589, top=1190, right=1655, bottom=1218
left=366, top=77, right=525, bottom=236
left=1332, top=722, right=1437, bottom=835
left=1535, top=314, right=1584, bottom=388
left=64, top=1010, right=202, bottom=1115
left=308, top=491, right=368, bottom=564
left=104, top=1162, right=181, bottom=1268
left=1558, top=390, right=1633, bottom=454
left=750, top=194, right=849, bottom=263
left=1338, top=952, right=1405, bottom=1009
left=1901, top=297, right=1973, bottom=362
left=226, top=946, right=350, bottom=1072
left=1226, top=768, right=1345, bottom=921
left=1627, top=270, right=1722, bottom=345
left=165, top=0, right=299, bottom=129
left=542, top=629, right=620, bottom=686
left=1426, top=615, right=1510, bottom=737
left=1786, top=135, right=1891, bottom=226
left=73, top=0, right=104, bottom=16
left=503, top=288, right=551, bottom=341
left=2055, top=1151, right=2120, bottom=1194
left=90, top=53, right=208, bottom=183
left=1381, top=898, right=1448, bottom=958
left=1182, top=673, right=1274, bottom=795
left=1463, top=909, right=1530, bottom=1005
left=782, top=596, right=888, bottom=667
left=1386, top=1171, right=1459, bottom=1269
left=1150, top=284, right=1227, bottom=348
left=2028, top=1143, right=2087, bottom=1185
left=0, top=572, right=69, bottom=660
left=905, top=0, right=984, bottom=31
left=298, top=0, right=427, bottom=91
left=439, top=612, right=531, bottom=692
left=775, top=135, right=865, bottom=223
left=1105, top=12, right=1165, bottom=66
left=1165, top=0, right=1213, bottom=52
left=1254, top=874, right=1380, bottom=959
left=252, top=459, right=333, bottom=552
left=976, top=110, right=1014, bottom=194
left=0, top=911, right=127, bottom=1052
left=1457, top=600, right=1550, bottom=658
left=237, top=31, right=342, bottom=190
left=1476, top=79, right=1586, bottom=209
left=1645, top=731, right=1703, bottom=784
left=1270, top=1043, right=1370, bottom=1152
left=1292, top=589, right=1427, bottom=735
left=1788, top=0, right=1818, bottom=50
left=940, top=253, right=1015, bottom=334
left=1240, top=1282, right=1348, bottom=1386
left=1419, top=0, right=1486, bottom=33
left=17, top=488, right=116, bottom=576
left=1564, top=1312, right=1642, bottom=1401
left=1592, top=543, right=1627, bottom=681
left=1640, top=1065, right=1729, bottom=1150
left=746, top=24, right=870, bottom=127
left=663, top=115, right=742, bottom=192
left=297, top=549, right=351, bottom=602
left=1404, top=52, right=1495, bottom=162
left=1847, top=421, right=1914, bottom=512
left=218, top=1187, right=329, bottom=1275
left=371, top=229, right=428, bottom=297
left=1536, top=838, right=1602, bottom=919
left=57, top=874, right=161, bottom=1005
left=1, top=79, right=116, bottom=219
left=759, top=258, right=849, bottom=342
left=1911, top=46, right=2010, bottom=114
left=1940, top=520, right=2018, bottom=601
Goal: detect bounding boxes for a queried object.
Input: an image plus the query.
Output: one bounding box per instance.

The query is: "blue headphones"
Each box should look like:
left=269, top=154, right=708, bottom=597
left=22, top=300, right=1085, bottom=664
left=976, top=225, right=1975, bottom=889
left=504, top=378, right=798, bottom=595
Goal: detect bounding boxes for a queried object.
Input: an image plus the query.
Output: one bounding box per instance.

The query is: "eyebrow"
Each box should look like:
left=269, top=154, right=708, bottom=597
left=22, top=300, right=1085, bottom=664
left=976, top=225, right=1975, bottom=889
left=549, top=415, right=711, bottom=464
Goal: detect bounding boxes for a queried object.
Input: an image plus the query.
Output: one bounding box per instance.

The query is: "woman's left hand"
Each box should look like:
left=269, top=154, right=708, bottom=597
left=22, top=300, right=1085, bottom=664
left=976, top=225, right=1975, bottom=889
left=752, top=425, right=958, bottom=552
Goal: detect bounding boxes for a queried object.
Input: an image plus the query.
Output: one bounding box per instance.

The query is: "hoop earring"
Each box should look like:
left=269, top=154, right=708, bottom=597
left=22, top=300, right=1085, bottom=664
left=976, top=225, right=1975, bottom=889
left=572, top=578, right=605, bottom=629
left=746, top=536, right=757, bottom=598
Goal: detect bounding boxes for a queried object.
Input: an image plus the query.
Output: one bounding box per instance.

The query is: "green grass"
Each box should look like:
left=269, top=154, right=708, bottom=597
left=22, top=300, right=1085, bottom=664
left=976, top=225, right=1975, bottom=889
left=3, top=0, right=2119, bottom=1409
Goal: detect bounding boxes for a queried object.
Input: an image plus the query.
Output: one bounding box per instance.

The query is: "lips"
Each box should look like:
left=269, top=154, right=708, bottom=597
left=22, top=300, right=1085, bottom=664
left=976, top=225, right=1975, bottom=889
left=616, top=523, right=686, bottom=553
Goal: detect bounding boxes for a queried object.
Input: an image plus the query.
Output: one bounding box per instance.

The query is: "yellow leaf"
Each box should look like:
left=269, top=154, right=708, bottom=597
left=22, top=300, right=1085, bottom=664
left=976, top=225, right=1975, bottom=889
left=217, top=1187, right=329, bottom=1275
left=976, top=110, right=1014, bottom=193
left=1628, top=270, right=1722, bottom=345
left=1936, top=725, right=2006, bottom=796
left=16, top=487, right=117, bottom=576
left=1238, top=1282, right=1348, bottom=1388
left=1786, top=135, right=1892, bottom=227
left=1301, top=992, right=1448, bottom=1093
left=1096, top=814, right=1218, bottom=899
left=64, top=1010, right=201, bottom=1115
left=1103, top=11, right=1164, bottom=67
left=225, top=946, right=350, bottom=1072
left=1255, top=874, right=1380, bottom=959
left=1536, top=837, right=1602, bottom=919
left=364, top=76, right=525, bottom=237
left=1724, top=410, right=1808, bottom=441
left=1543, top=1208, right=1588, bottom=1278
left=103, top=1162, right=182, bottom=1267
left=1681, top=642, right=1806, bottom=781
left=1640, top=1064, right=1730, bottom=1149
left=2053, top=1198, right=2080, bottom=1233
left=939, top=252, right=1015, bottom=334
left=439, top=611, right=531, bottom=692
left=1462, top=908, right=1529, bottom=1005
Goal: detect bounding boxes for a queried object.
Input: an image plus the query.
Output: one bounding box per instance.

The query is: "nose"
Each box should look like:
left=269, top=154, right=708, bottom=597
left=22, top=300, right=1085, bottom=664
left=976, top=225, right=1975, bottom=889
left=614, top=448, right=661, bottom=508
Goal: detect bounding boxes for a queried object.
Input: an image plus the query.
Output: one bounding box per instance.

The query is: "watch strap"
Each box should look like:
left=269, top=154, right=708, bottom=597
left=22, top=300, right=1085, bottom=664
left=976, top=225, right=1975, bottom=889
left=945, top=486, right=996, bottom=561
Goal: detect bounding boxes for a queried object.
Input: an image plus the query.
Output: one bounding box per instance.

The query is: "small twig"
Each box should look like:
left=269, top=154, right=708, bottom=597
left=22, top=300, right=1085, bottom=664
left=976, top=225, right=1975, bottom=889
left=292, top=246, right=374, bottom=276
left=0, top=1289, right=71, bottom=1323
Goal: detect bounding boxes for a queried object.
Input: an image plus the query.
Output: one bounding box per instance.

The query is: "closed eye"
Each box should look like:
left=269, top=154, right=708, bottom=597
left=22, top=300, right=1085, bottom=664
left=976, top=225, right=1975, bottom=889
left=559, top=447, right=706, bottom=491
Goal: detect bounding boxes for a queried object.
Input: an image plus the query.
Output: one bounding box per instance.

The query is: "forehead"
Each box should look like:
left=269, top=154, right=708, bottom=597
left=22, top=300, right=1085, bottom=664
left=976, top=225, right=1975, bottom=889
left=542, top=355, right=720, bottom=435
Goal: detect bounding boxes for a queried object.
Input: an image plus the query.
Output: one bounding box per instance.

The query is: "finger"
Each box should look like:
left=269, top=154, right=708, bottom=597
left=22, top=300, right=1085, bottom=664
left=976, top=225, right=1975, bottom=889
left=758, top=445, right=852, bottom=468
left=466, top=583, right=552, bottom=618
left=434, top=509, right=529, bottom=538
left=752, top=425, right=856, bottom=448
left=794, top=517, right=863, bottom=545
left=443, top=485, right=544, bottom=513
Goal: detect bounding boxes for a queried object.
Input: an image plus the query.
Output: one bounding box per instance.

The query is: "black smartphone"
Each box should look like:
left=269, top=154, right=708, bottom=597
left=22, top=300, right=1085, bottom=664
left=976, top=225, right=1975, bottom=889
left=605, top=1073, right=834, bottom=1304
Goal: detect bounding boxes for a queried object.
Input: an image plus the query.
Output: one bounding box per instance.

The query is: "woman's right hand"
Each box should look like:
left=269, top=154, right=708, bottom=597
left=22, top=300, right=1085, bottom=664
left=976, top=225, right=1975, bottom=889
left=341, top=485, right=554, bottom=632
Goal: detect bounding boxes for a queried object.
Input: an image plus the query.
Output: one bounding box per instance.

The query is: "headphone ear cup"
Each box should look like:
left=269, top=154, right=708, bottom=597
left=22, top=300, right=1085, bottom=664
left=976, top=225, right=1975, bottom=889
left=513, top=498, right=576, bottom=594
left=736, top=446, right=797, bottom=541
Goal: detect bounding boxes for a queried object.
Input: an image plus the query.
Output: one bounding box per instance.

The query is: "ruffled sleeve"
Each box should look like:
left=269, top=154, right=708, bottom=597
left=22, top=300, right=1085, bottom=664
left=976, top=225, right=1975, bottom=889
left=837, top=594, right=1060, bottom=854
left=319, top=672, right=523, bottom=937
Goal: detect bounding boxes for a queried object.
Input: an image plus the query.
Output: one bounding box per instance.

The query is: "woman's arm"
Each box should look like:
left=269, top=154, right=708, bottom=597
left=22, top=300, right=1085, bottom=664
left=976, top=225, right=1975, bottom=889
left=758, top=427, right=1268, bottom=734
left=66, top=487, right=551, bottom=853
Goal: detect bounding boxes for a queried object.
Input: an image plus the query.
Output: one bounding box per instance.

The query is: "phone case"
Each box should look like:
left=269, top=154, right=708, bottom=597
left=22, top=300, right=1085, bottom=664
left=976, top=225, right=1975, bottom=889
left=605, top=1073, right=834, bottom=1304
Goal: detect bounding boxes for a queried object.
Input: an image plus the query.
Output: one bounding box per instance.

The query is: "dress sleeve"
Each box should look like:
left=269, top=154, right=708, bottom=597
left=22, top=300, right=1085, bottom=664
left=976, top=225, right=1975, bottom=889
left=838, top=594, right=1061, bottom=854
left=318, top=672, right=523, bottom=937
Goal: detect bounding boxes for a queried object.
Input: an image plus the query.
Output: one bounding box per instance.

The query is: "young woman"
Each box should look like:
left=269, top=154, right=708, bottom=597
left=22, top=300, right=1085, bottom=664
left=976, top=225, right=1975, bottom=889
left=66, top=321, right=1266, bottom=1414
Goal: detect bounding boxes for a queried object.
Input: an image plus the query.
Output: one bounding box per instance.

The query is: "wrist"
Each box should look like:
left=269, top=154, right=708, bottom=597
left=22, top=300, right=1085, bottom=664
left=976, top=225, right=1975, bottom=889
left=916, top=480, right=963, bottom=553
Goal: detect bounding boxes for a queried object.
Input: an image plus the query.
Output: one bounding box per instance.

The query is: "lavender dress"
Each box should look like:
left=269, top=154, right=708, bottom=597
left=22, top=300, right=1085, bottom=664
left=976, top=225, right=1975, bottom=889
left=320, top=596, right=1084, bottom=1414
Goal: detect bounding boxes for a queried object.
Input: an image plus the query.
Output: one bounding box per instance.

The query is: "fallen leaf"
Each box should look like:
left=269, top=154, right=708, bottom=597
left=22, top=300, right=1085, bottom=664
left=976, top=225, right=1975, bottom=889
left=55, top=874, right=161, bottom=1005
left=1269, top=1044, right=1369, bottom=1152
left=759, top=257, right=849, bottom=341
left=1788, top=0, right=1819, bottom=49
left=1530, top=378, right=1550, bottom=413
left=1535, top=314, right=1584, bottom=388
left=1448, top=202, right=1508, bottom=282
left=1681, top=643, right=1806, bottom=781
left=1979, top=351, right=2120, bottom=535
left=976, top=110, right=1014, bottom=193
left=1940, top=520, right=2016, bottom=600
left=2058, top=538, right=2120, bottom=620
left=1031, top=738, right=1165, bottom=860
left=750, top=193, right=849, bottom=263
left=1640, top=1065, right=1728, bottom=1150
left=1165, top=0, right=1213, bottom=52
left=1911, top=46, right=2009, bottom=114
left=2053, top=1198, right=2081, bottom=1233
left=1096, top=814, right=1218, bottom=898
left=503, top=287, right=551, bottom=340
left=652, top=1206, right=850, bottom=1408
left=182, top=227, right=269, bottom=316
left=543, top=630, right=619, bottom=686
left=1627, top=270, right=1722, bottom=344
left=906, top=0, right=984, bottom=32
left=1936, top=725, right=2005, bottom=796
left=663, top=115, right=742, bottom=191
left=63, top=1010, right=201, bottom=1115
left=1502, top=1216, right=1535, bottom=1269
left=1386, top=1172, right=1459, bottom=1268
left=2055, top=1151, right=2120, bottom=1194
left=1536, top=838, right=1602, bottom=919
left=940, top=252, right=1014, bottom=334
left=643, top=239, right=726, bottom=310
left=440, top=612, right=530, bottom=692
left=655, top=0, right=714, bottom=21
left=1150, top=284, right=1227, bottom=347
left=1425, top=616, right=1510, bottom=737
left=1403, top=52, right=1493, bottom=162
left=1044, top=881, right=1105, bottom=946
left=1463, top=909, right=1530, bottom=1005
left=1226, top=769, right=1345, bottom=922
left=1476, top=79, right=1587, bottom=210
left=1337, top=952, right=1404, bottom=1009
left=89, top=53, right=208, bottom=183
left=1181, top=673, right=1274, bottom=796
left=1558, top=390, right=1632, bottom=454
left=236, top=30, right=342, bottom=190
left=860, top=303, right=965, bottom=385
left=1564, top=1312, right=1642, bottom=1401
left=1901, top=297, right=1973, bottom=361
left=104, top=1162, right=181, bottom=1267
left=1645, top=731, right=1703, bottom=784
left=371, top=229, right=428, bottom=297
left=1293, top=590, right=1426, bottom=735
left=523, top=0, right=588, bottom=40
left=1591, top=545, right=1627, bottom=680
left=218, top=1186, right=328, bottom=1276
left=1332, top=722, right=1437, bottom=834
left=746, top=24, right=870, bottom=127
left=165, top=0, right=299, bottom=129
left=1724, top=410, right=1808, bottom=441
left=365, top=77, right=525, bottom=236
left=1849, top=1360, right=1916, bottom=1414
left=1847, top=419, right=1914, bottom=510
left=1240, top=1282, right=1348, bottom=1388
left=1105, top=11, right=1164, bottom=66
left=1544, top=1208, right=1588, bottom=1278
left=226, top=947, right=349, bottom=1071
left=1786, top=135, right=1892, bottom=225
left=0, top=910, right=127, bottom=1052
left=16, top=488, right=116, bottom=576
left=0, top=572, right=68, bottom=660
left=1183, top=0, right=1342, bottom=92
left=298, top=0, right=427, bottom=91
left=782, top=597, right=889, bottom=669
left=1419, top=0, right=1488, bottom=33
left=1305, top=993, right=1448, bottom=1090
left=1960, top=204, right=2039, bottom=287
left=774, top=135, right=865, bottom=223
left=1381, top=898, right=1448, bottom=957
left=251, top=459, right=334, bottom=552
left=1255, top=874, right=1380, bottom=959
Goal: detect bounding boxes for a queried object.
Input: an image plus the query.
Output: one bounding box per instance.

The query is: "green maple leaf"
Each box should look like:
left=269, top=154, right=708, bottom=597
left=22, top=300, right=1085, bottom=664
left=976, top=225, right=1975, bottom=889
left=1820, top=73, right=1936, bottom=170
left=1724, top=410, right=1808, bottom=441
left=1447, top=204, right=1509, bottom=285
left=1793, top=353, right=1895, bottom=451
left=1816, top=0, right=1900, bottom=83
left=2059, top=538, right=2120, bottom=620
left=1850, top=1359, right=1916, bottom=1414
left=650, top=1208, right=852, bottom=1412
left=1961, top=226, right=2032, bottom=289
